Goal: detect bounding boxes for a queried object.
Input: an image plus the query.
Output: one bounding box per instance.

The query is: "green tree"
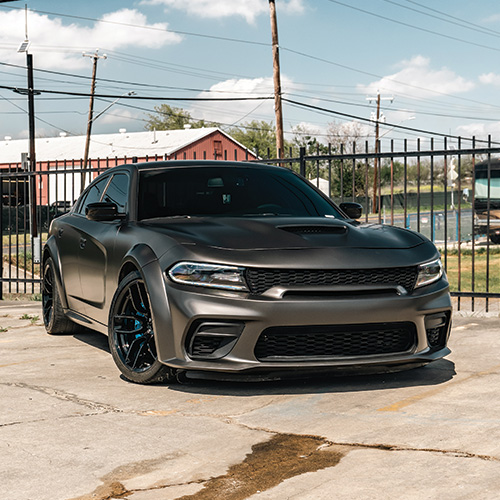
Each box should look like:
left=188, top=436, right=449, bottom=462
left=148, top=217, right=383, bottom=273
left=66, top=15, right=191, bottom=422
left=380, top=160, right=404, bottom=186
left=227, top=120, right=278, bottom=157
left=291, top=124, right=329, bottom=179
left=145, top=104, right=216, bottom=131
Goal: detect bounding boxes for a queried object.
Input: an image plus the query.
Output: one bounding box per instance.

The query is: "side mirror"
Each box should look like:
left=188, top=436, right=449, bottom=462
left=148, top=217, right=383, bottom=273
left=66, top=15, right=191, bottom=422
left=339, top=202, right=363, bottom=220
left=86, top=202, right=124, bottom=222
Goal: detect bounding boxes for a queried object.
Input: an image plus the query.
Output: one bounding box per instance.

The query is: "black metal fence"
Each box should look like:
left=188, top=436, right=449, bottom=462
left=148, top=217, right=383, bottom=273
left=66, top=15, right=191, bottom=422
left=1, top=138, right=500, bottom=312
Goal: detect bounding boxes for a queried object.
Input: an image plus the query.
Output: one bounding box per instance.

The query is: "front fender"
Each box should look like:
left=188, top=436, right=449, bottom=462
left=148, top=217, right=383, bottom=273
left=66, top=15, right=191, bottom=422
left=118, top=245, right=176, bottom=362
left=43, top=237, right=69, bottom=310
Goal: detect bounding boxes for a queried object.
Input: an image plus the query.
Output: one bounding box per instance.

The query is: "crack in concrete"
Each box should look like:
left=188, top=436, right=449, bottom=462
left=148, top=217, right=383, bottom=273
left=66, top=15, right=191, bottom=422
left=69, top=433, right=346, bottom=500
left=219, top=420, right=500, bottom=464
left=68, top=453, right=206, bottom=500
left=337, top=441, right=500, bottom=462
left=1, top=382, right=122, bottom=413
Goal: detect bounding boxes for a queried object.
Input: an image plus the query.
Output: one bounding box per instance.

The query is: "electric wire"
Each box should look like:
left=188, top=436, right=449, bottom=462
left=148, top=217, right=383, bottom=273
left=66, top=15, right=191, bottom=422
left=380, top=0, right=500, bottom=39
left=0, top=4, right=270, bottom=48
left=325, top=0, right=500, bottom=54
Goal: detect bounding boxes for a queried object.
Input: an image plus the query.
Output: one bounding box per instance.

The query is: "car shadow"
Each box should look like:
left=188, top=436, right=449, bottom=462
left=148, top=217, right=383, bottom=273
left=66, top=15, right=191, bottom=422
left=70, top=331, right=456, bottom=396
left=73, top=330, right=110, bottom=353
left=167, top=359, right=456, bottom=396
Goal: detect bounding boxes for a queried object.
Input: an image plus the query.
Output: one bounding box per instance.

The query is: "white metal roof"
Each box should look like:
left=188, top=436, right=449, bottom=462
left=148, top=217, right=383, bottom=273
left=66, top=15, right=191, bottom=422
left=0, top=127, right=241, bottom=164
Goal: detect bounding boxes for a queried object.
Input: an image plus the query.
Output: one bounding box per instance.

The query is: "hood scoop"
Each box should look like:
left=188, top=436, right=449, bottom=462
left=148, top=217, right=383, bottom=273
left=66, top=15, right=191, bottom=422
left=278, top=224, right=348, bottom=235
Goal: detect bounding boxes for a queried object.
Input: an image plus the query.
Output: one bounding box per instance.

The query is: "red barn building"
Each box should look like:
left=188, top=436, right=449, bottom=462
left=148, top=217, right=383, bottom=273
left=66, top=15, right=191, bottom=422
left=0, top=127, right=258, bottom=205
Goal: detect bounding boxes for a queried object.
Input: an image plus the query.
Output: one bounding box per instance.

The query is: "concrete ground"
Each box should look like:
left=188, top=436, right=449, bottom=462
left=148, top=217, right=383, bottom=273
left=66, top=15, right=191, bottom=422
left=1, top=301, right=499, bottom=500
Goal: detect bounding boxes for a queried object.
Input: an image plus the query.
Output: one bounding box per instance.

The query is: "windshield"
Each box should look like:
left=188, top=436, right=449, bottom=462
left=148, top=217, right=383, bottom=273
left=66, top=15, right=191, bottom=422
left=475, top=172, right=500, bottom=200
left=138, top=166, right=342, bottom=220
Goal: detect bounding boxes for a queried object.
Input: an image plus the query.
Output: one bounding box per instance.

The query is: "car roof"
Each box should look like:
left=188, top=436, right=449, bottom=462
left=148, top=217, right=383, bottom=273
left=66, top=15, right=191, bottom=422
left=104, top=160, right=289, bottom=174
left=136, top=160, right=286, bottom=171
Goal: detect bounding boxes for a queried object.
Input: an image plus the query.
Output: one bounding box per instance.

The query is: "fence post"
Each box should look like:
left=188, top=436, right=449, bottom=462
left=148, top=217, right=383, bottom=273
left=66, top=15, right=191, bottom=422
left=299, top=147, right=306, bottom=177
left=0, top=172, right=2, bottom=300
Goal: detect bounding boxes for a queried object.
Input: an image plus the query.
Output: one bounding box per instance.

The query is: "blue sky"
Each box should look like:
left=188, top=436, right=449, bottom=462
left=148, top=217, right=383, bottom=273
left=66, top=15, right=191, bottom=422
left=2, top=0, right=500, bottom=150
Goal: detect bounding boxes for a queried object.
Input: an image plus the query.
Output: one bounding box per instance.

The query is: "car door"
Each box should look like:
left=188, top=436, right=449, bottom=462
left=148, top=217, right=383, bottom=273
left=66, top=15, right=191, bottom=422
left=57, top=175, right=110, bottom=313
left=77, top=172, right=129, bottom=322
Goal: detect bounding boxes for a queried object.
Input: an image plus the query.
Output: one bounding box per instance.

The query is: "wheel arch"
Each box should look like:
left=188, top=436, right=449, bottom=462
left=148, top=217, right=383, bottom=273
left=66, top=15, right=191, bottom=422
left=42, top=237, right=69, bottom=310
left=116, top=244, right=176, bottom=362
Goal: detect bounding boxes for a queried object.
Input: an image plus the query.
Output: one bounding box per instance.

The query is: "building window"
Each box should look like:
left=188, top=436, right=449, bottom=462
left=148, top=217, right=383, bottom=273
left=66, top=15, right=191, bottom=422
left=214, top=140, right=223, bottom=159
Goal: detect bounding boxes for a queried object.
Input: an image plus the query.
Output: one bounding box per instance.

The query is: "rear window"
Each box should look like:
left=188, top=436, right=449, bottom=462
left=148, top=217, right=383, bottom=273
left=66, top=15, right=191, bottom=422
left=138, top=166, right=341, bottom=220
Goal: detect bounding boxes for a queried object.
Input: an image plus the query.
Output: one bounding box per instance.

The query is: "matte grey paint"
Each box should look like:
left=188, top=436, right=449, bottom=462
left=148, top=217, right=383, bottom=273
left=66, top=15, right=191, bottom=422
left=43, top=161, right=452, bottom=376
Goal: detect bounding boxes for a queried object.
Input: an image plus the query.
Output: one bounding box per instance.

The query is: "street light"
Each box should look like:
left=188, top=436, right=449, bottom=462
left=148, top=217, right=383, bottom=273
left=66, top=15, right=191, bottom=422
left=379, top=115, right=415, bottom=139
left=92, top=91, right=136, bottom=123
left=17, top=18, right=41, bottom=261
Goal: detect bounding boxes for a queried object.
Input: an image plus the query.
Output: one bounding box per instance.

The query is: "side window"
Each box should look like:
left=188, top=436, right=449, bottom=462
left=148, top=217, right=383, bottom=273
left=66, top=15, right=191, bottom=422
left=77, top=177, right=109, bottom=215
left=102, top=173, right=128, bottom=213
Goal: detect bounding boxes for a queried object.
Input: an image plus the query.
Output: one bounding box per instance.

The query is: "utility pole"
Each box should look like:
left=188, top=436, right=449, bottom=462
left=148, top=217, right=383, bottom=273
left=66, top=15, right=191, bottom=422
left=16, top=6, right=39, bottom=253
left=367, top=90, right=393, bottom=214
left=82, top=49, right=106, bottom=190
left=26, top=52, right=37, bottom=239
left=269, top=0, right=285, bottom=160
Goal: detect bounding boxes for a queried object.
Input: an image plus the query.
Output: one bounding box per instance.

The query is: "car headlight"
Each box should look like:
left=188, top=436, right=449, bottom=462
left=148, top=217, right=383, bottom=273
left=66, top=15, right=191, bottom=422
left=415, top=258, right=444, bottom=288
left=168, top=262, right=248, bottom=291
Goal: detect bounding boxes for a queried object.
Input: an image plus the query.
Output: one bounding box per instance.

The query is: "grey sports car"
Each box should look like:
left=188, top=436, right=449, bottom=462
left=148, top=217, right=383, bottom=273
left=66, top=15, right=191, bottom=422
left=42, top=161, right=451, bottom=384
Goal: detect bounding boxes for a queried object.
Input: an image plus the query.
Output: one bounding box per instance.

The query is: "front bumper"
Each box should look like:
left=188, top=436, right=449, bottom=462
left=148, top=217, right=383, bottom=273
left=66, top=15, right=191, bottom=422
left=150, top=272, right=452, bottom=375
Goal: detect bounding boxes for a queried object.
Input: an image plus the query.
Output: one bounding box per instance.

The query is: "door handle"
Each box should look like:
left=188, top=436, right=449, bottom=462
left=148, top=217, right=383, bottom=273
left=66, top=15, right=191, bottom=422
left=58, top=228, right=64, bottom=238
left=79, top=238, right=87, bottom=250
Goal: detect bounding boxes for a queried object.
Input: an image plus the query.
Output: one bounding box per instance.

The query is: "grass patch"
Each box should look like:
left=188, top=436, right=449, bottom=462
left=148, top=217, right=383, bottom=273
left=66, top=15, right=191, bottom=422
left=443, top=251, right=500, bottom=293
left=20, top=314, right=39, bottom=324
left=2, top=252, right=40, bottom=276
left=2, top=233, right=48, bottom=246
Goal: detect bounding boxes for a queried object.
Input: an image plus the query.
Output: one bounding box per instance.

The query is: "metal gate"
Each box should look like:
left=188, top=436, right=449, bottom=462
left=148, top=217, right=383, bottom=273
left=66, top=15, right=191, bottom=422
left=1, top=139, right=500, bottom=313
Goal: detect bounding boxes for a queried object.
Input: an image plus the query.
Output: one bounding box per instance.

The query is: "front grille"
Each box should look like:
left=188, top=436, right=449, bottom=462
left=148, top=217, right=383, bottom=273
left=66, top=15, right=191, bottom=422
left=245, top=267, right=418, bottom=295
left=254, top=322, right=417, bottom=360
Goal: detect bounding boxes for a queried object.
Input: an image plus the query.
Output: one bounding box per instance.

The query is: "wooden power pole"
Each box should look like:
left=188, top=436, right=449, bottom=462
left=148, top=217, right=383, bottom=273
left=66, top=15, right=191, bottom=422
left=82, top=49, right=106, bottom=190
left=367, top=91, right=393, bottom=214
left=269, top=0, right=285, bottom=159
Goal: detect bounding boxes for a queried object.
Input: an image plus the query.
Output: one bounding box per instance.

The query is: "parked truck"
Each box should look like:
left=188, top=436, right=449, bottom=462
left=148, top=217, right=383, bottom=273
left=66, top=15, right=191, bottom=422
left=474, top=158, right=500, bottom=244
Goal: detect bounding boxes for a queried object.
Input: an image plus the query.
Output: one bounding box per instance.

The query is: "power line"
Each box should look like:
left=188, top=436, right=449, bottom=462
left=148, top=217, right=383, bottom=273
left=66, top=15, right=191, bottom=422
left=0, top=4, right=270, bottom=48
left=285, top=92, right=500, bottom=122
left=1, top=12, right=496, bottom=114
left=0, top=61, right=266, bottom=96
left=325, top=0, right=500, bottom=53
left=0, top=84, right=275, bottom=102
left=282, top=97, right=497, bottom=143
left=402, top=0, right=500, bottom=37
left=281, top=46, right=500, bottom=111
left=380, top=0, right=500, bottom=39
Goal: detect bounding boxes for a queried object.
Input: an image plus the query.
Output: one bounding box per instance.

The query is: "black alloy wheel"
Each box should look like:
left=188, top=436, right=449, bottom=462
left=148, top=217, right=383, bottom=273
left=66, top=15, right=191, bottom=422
left=42, top=257, right=80, bottom=335
left=109, top=271, right=173, bottom=384
left=42, top=260, right=55, bottom=327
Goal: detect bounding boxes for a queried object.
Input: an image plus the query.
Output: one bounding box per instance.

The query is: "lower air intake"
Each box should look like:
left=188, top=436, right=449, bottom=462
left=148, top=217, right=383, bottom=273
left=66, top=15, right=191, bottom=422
left=254, top=322, right=417, bottom=360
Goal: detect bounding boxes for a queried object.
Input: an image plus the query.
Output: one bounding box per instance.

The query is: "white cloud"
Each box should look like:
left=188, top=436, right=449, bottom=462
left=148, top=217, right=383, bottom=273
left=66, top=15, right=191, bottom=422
left=358, top=56, right=475, bottom=99
left=289, top=122, right=328, bottom=142
left=456, top=122, right=500, bottom=140
left=479, top=72, right=500, bottom=86
left=191, top=76, right=291, bottom=124
left=0, top=9, right=181, bottom=70
left=97, top=109, right=138, bottom=125
left=142, top=0, right=305, bottom=24
left=482, top=13, right=500, bottom=23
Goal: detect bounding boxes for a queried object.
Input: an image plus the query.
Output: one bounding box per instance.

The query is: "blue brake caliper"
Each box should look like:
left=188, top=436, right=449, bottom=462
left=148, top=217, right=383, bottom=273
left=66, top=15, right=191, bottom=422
left=135, top=302, right=146, bottom=338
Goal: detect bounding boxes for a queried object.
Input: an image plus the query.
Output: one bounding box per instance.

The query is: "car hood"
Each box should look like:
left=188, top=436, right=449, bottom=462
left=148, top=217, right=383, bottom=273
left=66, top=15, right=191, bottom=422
left=141, top=216, right=425, bottom=251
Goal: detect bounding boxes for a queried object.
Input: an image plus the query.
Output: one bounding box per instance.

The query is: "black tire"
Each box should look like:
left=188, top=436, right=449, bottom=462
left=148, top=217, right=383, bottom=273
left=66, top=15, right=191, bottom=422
left=108, top=271, right=175, bottom=384
left=42, top=257, right=81, bottom=335
left=490, top=233, right=500, bottom=245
